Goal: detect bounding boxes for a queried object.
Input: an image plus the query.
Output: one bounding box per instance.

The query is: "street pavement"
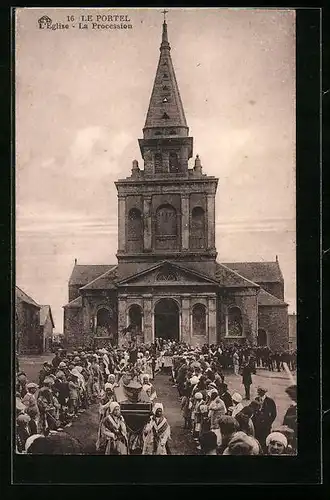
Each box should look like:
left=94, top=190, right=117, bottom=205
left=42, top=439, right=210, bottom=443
left=18, top=355, right=294, bottom=454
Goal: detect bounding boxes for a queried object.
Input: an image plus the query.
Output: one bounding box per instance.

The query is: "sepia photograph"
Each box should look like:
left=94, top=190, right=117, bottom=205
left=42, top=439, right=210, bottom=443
left=15, top=7, right=297, bottom=458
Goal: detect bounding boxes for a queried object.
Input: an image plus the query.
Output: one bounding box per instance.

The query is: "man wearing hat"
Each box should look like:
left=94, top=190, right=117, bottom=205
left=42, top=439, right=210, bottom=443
left=241, top=359, right=255, bottom=400
left=218, top=383, right=233, bottom=413
left=252, top=386, right=277, bottom=451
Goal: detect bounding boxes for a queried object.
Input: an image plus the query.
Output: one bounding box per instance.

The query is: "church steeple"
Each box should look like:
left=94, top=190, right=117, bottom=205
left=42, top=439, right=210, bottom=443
left=138, top=13, right=193, bottom=176
left=143, top=16, right=188, bottom=138
left=116, top=13, right=218, bottom=274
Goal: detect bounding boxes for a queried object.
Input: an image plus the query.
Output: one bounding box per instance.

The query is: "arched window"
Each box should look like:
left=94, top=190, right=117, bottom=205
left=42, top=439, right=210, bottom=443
left=162, top=112, right=170, bottom=120
left=192, top=304, right=207, bottom=336
left=128, top=304, right=143, bottom=333
left=96, top=308, right=113, bottom=337
left=190, top=206, right=206, bottom=249
left=155, top=204, right=178, bottom=249
left=227, top=306, right=243, bottom=336
left=127, top=208, right=143, bottom=252
left=154, top=153, right=164, bottom=173
left=169, top=152, right=179, bottom=173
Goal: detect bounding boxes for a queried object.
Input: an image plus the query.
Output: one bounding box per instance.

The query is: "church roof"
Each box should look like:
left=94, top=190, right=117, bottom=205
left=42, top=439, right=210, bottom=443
left=215, top=263, right=260, bottom=288
left=69, top=264, right=116, bottom=286
left=258, top=288, right=288, bottom=307
left=143, top=20, right=188, bottom=131
left=39, top=305, right=55, bottom=328
left=16, top=286, right=40, bottom=308
left=222, top=261, right=283, bottom=283
left=63, top=296, right=82, bottom=309
left=80, top=265, right=118, bottom=290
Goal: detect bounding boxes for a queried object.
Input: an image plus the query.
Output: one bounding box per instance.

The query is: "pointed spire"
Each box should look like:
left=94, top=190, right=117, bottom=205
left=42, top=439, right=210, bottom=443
left=143, top=14, right=188, bottom=136
left=160, top=19, right=170, bottom=50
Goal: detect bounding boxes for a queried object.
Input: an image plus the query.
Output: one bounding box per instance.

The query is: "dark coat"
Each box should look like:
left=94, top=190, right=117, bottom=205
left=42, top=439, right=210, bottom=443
left=220, top=391, right=233, bottom=411
left=252, top=396, right=277, bottom=442
left=283, top=404, right=297, bottom=433
left=241, top=365, right=254, bottom=386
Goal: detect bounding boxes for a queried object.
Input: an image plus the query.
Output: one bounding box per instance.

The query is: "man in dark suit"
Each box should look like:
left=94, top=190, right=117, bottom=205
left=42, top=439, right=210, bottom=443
left=252, top=386, right=277, bottom=450
left=241, top=359, right=256, bottom=400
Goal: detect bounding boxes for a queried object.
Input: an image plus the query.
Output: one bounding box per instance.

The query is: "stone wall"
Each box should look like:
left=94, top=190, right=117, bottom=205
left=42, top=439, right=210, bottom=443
left=63, top=307, right=87, bottom=348
left=258, top=305, right=289, bottom=351
left=217, top=290, right=258, bottom=346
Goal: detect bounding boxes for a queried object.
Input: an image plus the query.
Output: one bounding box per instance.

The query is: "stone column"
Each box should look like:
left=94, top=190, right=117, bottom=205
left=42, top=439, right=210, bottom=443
left=181, top=195, right=190, bottom=250
left=181, top=297, right=190, bottom=344
left=207, top=194, right=215, bottom=250
left=118, top=196, right=126, bottom=252
left=208, top=296, right=217, bottom=345
left=143, top=294, right=153, bottom=344
left=117, top=295, right=127, bottom=347
left=143, top=197, right=152, bottom=251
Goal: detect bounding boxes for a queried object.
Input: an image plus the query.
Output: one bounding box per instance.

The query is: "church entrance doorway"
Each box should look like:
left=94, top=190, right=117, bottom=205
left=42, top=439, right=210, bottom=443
left=257, top=328, right=268, bottom=347
left=154, top=298, right=180, bottom=341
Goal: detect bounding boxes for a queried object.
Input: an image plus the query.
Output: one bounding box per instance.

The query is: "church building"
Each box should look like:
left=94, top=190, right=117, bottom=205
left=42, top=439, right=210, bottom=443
left=63, top=19, right=289, bottom=351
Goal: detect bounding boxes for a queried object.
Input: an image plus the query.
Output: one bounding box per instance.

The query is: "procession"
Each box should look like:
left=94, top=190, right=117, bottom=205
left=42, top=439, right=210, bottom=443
left=15, top=337, right=297, bottom=456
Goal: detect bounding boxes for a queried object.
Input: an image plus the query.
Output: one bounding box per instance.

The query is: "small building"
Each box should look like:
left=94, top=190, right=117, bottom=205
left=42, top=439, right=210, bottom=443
left=39, top=305, right=55, bottom=353
left=16, top=286, right=41, bottom=354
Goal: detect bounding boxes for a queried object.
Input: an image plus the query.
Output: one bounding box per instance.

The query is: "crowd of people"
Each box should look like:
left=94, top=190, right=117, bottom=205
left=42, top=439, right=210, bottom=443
left=15, top=338, right=297, bottom=456
left=168, top=342, right=297, bottom=455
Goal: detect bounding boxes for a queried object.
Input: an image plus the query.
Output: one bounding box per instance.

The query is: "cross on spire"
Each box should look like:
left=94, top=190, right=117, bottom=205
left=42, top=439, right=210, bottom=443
left=162, top=9, right=168, bottom=23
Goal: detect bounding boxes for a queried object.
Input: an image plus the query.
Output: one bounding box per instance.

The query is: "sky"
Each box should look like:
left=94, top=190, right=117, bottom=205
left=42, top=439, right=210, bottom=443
left=15, top=7, right=296, bottom=333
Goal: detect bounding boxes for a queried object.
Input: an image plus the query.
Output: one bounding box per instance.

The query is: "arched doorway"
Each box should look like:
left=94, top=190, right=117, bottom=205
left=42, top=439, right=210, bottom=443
left=154, top=298, right=180, bottom=341
left=257, top=329, right=268, bottom=346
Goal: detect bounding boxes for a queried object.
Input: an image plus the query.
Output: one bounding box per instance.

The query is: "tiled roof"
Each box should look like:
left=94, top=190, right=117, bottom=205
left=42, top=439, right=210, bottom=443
left=16, top=286, right=40, bottom=308
left=222, top=261, right=283, bottom=283
left=63, top=296, right=82, bottom=309
left=258, top=288, right=288, bottom=306
left=69, top=264, right=116, bottom=286
left=215, top=263, right=259, bottom=288
left=80, top=266, right=118, bottom=290
left=39, top=305, right=55, bottom=328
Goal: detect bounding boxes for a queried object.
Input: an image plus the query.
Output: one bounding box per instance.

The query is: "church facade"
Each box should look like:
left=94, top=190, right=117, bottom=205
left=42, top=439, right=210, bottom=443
left=63, top=20, right=289, bottom=351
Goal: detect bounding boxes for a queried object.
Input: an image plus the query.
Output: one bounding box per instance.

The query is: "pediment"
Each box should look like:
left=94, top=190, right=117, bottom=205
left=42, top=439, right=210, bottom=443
left=117, top=261, right=219, bottom=287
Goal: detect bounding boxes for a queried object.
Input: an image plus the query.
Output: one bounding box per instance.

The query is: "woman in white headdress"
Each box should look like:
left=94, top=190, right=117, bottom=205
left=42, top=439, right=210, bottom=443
left=142, top=403, right=171, bottom=455
left=144, top=350, right=153, bottom=380
left=97, top=401, right=128, bottom=455
left=140, top=373, right=157, bottom=401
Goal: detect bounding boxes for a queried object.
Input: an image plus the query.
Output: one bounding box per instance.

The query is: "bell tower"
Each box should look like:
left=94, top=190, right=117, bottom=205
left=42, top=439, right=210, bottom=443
left=115, top=15, right=219, bottom=279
